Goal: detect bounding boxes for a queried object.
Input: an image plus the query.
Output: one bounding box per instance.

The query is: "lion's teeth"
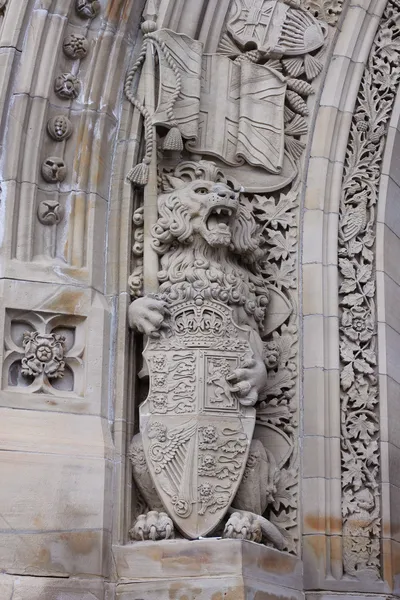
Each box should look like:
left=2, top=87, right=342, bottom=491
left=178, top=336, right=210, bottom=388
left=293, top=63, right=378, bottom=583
left=216, top=208, right=222, bottom=215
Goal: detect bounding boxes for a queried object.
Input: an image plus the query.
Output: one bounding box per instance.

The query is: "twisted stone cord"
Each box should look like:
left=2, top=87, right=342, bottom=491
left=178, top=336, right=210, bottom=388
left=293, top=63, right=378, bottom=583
left=124, top=39, right=154, bottom=168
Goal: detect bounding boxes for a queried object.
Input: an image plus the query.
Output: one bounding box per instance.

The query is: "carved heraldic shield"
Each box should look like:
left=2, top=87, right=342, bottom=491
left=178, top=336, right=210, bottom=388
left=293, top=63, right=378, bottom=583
left=140, top=299, right=256, bottom=538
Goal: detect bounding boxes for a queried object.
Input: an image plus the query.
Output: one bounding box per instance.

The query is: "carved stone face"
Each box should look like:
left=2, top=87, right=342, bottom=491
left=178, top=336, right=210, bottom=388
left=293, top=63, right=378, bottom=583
left=182, top=180, right=239, bottom=248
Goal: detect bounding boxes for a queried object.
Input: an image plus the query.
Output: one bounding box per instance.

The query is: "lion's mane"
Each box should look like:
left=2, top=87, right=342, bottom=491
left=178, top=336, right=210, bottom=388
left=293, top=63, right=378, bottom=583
left=151, top=185, right=269, bottom=328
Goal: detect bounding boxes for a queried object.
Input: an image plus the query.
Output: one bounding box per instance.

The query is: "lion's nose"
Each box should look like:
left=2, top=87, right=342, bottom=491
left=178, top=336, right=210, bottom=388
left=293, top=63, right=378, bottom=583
left=213, top=184, right=236, bottom=200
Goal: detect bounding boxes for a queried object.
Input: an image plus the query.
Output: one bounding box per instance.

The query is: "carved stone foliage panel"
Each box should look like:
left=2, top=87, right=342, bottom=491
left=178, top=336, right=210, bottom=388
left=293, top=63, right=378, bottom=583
left=339, top=0, right=400, bottom=580
left=3, top=310, right=85, bottom=397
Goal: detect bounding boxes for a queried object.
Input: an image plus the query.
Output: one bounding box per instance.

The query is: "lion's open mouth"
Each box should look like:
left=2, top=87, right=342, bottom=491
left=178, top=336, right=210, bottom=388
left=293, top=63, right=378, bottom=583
left=206, top=207, right=234, bottom=232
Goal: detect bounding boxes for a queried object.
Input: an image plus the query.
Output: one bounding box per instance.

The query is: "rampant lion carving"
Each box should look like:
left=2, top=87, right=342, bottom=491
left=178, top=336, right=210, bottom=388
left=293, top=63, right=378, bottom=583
left=128, top=161, right=286, bottom=547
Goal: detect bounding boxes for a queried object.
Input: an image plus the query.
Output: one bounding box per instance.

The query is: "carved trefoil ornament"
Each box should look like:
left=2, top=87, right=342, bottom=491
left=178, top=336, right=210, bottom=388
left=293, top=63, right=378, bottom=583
left=3, top=310, right=85, bottom=396
left=339, top=0, right=400, bottom=580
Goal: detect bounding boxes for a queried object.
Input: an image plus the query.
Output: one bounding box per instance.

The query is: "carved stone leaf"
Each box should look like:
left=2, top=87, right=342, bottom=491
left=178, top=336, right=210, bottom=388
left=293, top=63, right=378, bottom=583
left=268, top=230, right=297, bottom=261
left=361, top=349, right=376, bottom=365
left=340, top=293, right=364, bottom=307
left=354, top=440, right=379, bottom=466
left=343, top=488, right=360, bottom=517
left=257, top=398, right=293, bottom=427
left=357, top=264, right=373, bottom=283
left=346, top=239, right=363, bottom=257
left=339, top=258, right=356, bottom=279
left=363, top=280, right=376, bottom=298
left=341, top=363, right=355, bottom=390
left=268, top=510, right=297, bottom=554
left=340, top=280, right=357, bottom=294
left=340, top=340, right=358, bottom=363
left=362, top=246, right=374, bottom=263
left=272, top=468, right=298, bottom=512
left=348, top=414, right=377, bottom=440
left=265, top=367, right=296, bottom=397
left=342, top=452, right=364, bottom=491
left=349, top=383, right=378, bottom=410
left=272, top=325, right=297, bottom=365
left=254, top=193, right=297, bottom=230
left=264, top=260, right=297, bottom=289
left=353, top=359, right=374, bottom=375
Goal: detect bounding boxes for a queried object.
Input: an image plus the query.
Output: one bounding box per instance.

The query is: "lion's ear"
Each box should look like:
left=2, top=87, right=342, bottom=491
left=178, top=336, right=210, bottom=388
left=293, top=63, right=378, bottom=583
left=164, top=175, right=186, bottom=191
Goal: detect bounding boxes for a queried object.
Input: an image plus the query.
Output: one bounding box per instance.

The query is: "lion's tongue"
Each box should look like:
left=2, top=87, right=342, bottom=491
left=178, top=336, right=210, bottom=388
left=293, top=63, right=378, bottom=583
left=207, top=215, right=229, bottom=231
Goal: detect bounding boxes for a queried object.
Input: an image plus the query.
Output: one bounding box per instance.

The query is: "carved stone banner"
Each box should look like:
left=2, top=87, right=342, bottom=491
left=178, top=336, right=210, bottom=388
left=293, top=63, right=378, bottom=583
left=227, top=0, right=326, bottom=55
left=187, top=55, right=287, bottom=174
left=140, top=298, right=256, bottom=538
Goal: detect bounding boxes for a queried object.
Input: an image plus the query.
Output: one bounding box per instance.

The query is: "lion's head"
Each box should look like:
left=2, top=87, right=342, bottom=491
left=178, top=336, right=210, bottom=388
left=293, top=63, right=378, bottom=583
left=152, top=161, right=261, bottom=258
left=151, top=161, right=269, bottom=327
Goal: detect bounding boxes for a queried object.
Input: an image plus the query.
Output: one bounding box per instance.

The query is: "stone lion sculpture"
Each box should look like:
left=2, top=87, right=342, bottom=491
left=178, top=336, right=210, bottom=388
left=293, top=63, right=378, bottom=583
left=128, top=160, right=285, bottom=549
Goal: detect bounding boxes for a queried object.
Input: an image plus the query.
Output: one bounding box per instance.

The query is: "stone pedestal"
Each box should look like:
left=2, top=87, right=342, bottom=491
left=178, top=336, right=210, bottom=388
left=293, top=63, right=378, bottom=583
left=113, top=538, right=304, bottom=600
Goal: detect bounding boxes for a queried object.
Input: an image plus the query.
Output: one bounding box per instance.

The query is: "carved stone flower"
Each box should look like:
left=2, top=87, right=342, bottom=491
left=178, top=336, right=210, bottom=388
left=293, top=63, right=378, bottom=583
left=21, top=332, right=65, bottom=379
left=54, top=73, right=81, bottom=99
left=341, top=308, right=374, bottom=343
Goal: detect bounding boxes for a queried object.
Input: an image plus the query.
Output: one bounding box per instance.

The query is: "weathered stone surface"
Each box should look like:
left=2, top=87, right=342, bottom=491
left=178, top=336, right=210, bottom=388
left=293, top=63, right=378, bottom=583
left=114, top=539, right=304, bottom=600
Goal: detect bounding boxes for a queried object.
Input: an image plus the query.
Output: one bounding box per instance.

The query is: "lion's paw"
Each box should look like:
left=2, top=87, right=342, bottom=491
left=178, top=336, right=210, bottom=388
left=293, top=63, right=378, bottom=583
left=128, top=297, right=169, bottom=337
left=129, top=510, right=175, bottom=541
left=222, top=511, right=262, bottom=543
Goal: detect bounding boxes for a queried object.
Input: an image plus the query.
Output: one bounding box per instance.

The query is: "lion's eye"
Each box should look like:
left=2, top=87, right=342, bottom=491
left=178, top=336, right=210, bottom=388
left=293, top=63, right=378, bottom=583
left=195, top=187, right=209, bottom=195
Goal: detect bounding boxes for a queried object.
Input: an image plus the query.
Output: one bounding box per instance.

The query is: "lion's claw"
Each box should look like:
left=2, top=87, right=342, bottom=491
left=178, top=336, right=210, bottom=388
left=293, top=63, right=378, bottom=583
left=129, top=510, right=175, bottom=542
left=223, top=511, right=262, bottom=543
left=128, top=297, right=169, bottom=336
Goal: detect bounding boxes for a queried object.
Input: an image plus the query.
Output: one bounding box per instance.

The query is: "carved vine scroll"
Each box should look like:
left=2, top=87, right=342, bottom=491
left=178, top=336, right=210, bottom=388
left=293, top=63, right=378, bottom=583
left=339, top=0, right=400, bottom=579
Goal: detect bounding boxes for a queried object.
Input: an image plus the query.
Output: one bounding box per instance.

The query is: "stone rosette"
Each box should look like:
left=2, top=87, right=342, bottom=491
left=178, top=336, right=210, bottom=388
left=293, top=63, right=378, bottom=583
left=21, top=332, right=66, bottom=379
